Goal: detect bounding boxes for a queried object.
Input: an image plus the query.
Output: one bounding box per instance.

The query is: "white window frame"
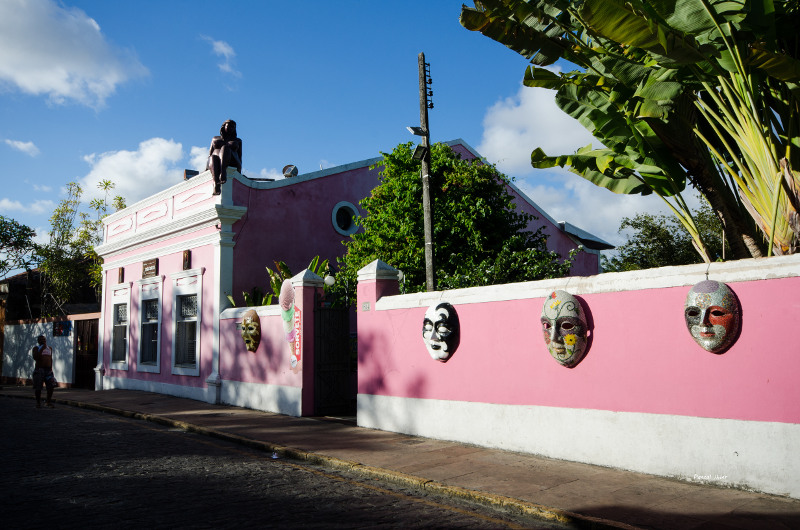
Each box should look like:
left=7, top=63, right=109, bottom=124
left=136, top=275, right=164, bottom=373
left=110, top=282, right=131, bottom=370
left=171, top=268, right=204, bottom=376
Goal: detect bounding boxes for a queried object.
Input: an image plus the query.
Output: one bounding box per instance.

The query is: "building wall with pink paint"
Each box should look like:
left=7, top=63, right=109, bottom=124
left=96, top=169, right=239, bottom=403
left=218, top=271, right=323, bottom=416
left=226, top=138, right=605, bottom=302
left=93, top=139, right=606, bottom=410
left=355, top=255, right=800, bottom=498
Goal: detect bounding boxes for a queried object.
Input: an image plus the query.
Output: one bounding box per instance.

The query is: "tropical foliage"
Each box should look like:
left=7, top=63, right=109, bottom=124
left=330, top=142, right=576, bottom=304
left=37, top=180, right=125, bottom=315
left=602, top=199, right=726, bottom=271
left=227, top=256, right=330, bottom=307
left=461, top=0, right=800, bottom=260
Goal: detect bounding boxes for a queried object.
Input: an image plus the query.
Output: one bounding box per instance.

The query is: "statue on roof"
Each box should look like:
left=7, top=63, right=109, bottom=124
left=208, top=119, right=242, bottom=195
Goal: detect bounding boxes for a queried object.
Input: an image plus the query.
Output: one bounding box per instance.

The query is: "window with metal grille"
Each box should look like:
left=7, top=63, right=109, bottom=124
left=175, top=294, right=197, bottom=367
left=112, top=303, right=128, bottom=363
left=140, top=299, right=159, bottom=365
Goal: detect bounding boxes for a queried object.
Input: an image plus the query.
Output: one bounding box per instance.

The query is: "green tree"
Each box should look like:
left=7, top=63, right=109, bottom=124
left=461, top=0, right=800, bottom=260
left=37, top=180, right=125, bottom=315
left=331, top=142, right=576, bottom=303
left=226, top=256, right=330, bottom=307
left=602, top=200, right=726, bottom=272
left=0, top=216, right=37, bottom=279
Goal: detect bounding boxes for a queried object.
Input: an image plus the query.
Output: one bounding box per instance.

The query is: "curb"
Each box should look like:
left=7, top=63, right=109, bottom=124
left=2, top=391, right=637, bottom=529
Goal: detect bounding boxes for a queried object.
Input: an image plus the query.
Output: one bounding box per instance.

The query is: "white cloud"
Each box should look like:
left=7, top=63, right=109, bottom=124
left=5, top=139, right=40, bottom=157
left=516, top=171, right=669, bottom=247
left=0, top=198, right=25, bottom=212
left=80, top=138, right=185, bottom=205
left=0, top=0, right=148, bottom=108
left=201, top=36, right=241, bottom=78
left=32, top=184, right=53, bottom=193
left=31, top=226, right=50, bottom=245
left=30, top=200, right=56, bottom=214
left=0, top=198, right=54, bottom=214
left=258, top=168, right=283, bottom=180
left=476, top=83, right=680, bottom=248
left=477, top=84, right=598, bottom=176
left=189, top=145, right=209, bottom=172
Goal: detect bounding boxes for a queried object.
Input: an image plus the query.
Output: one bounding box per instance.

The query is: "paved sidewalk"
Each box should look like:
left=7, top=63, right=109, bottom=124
left=3, top=386, right=798, bottom=529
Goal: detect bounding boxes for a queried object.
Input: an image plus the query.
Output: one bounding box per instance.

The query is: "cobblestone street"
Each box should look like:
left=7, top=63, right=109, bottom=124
left=1, top=397, right=563, bottom=529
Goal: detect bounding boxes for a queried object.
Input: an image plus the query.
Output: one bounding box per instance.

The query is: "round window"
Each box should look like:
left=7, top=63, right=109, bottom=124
left=331, top=201, right=359, bottom=236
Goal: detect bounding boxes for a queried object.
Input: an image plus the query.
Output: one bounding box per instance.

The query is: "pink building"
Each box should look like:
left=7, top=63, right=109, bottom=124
left=93, top=139, right=604, bottom=407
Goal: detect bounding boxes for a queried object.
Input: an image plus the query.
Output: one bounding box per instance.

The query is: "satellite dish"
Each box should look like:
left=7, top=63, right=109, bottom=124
left=282, top=165, right=298, bottom=178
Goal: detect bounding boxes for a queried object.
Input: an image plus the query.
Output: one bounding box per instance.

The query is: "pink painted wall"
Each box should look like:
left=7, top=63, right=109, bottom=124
left=357, top=276, right=800, bottom=425
left=102, top=243, right=216, bottom=389
left=230, top=166, right=379, bottom=299
left=229, top=141, right=597, bottom=299
left=218, top=281, right=321, bottom=415
left=219, top=312, right=302, bottom=388
left=508, top=185, right=599, bottom=276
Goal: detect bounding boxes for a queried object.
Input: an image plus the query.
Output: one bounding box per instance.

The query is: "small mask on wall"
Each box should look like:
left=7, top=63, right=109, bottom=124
left=541, top=290, right=588, bottom=368
left=422, top=302, right=459, bottom=362
left=684, top=280, right=740, bottom=353
left=240, top=309, right=261, bottom=352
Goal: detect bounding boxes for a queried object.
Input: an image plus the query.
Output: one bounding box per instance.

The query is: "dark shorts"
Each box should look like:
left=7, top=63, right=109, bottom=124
left=33, top=368, right=56, bottom=391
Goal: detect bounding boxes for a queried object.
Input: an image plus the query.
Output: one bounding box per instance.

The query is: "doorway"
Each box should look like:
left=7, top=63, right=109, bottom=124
left=73, top=319, right=98, bottom=390
left=314, top=306, right=355, bottom=416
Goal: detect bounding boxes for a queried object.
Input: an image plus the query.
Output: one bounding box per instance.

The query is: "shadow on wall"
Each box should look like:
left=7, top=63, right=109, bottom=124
left=222, top=381, right=299, bottom=415
left=2, top=326, right=36, bottom=381
left=219, top=312, right=297, bottom=386
left=357, top=325, right=430, bottom=434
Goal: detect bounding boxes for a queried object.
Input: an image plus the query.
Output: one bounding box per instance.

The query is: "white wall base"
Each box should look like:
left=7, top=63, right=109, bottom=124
left=220, top=380, right=302, bottom=417
left=358, top=393, right=800, bottom=499
left=103, top=376, right=214, bottom=403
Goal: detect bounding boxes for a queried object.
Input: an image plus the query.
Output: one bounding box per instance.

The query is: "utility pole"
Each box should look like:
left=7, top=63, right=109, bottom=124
left=418, top=52, right=435, bottom=292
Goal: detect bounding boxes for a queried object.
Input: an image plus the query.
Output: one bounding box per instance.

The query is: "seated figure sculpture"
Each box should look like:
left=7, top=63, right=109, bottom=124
left=208, top=119, right=242, bottom=195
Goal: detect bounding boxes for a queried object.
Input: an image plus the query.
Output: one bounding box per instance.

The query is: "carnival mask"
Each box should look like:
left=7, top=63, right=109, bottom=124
left=240, top=309, right=261, bottom=352
left=684, top=280, right=740, bottom=353
left=541, top=290, right=588, bottom=367
left=422, top=302, right=459, bottom=362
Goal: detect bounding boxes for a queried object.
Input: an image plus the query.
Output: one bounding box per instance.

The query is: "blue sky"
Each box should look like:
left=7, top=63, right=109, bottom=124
left=1, top=0, right=673, bottom=257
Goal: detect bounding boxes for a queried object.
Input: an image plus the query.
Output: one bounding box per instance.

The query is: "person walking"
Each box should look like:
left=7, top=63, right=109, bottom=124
left=32, top=334, right=56, bottom=408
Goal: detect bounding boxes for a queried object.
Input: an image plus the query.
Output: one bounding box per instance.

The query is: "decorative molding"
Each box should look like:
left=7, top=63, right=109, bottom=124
left=137, top=201, right=169, bottom=225
left=170, top=267, right=206, bottom=281
left=101, top=232, right=223, bottom=271
left=96, top=204, right=246, bottom=259
left=175, top=187, right=213, bottom=211
left=107, top=217, right=134, bottom=238
left=102, top=171, right=216, bottom=227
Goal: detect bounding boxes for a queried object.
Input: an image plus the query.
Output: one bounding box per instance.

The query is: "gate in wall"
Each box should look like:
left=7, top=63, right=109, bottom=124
left=313, top=305, right=355, bottom=416
left=73, top=319, right=98, bottom=390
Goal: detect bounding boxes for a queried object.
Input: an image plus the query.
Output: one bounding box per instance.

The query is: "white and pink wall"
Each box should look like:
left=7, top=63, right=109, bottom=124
left=93, top=139, right=597, bottom=409
left=218, top=270, right=323, bottom=416
left=355, top=255, right=800, bottom=499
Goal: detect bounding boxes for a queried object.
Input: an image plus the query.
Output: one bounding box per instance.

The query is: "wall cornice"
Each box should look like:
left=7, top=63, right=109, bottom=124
left=96, top=204, right=246, bottom=259
left=375, top=253, right=800, bottom=309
